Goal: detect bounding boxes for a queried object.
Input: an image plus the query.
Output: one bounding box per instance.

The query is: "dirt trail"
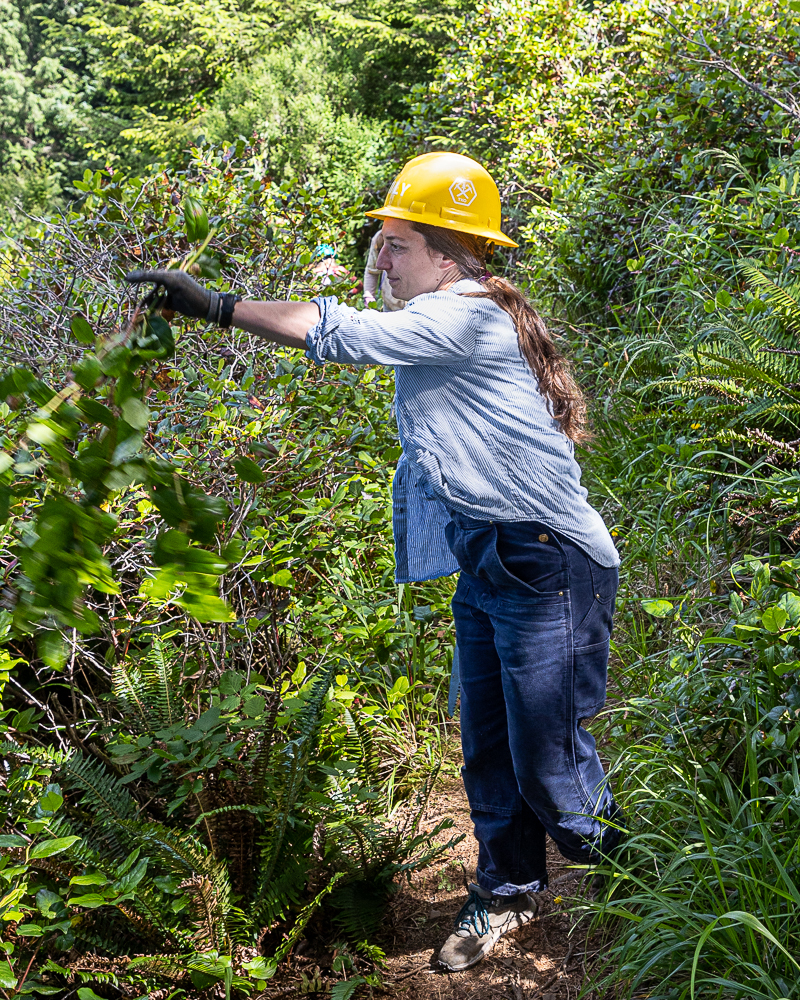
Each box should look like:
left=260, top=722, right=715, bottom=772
left=266, top=771, right=603, bottom=999
left=377, top=776, right=599, bottom=999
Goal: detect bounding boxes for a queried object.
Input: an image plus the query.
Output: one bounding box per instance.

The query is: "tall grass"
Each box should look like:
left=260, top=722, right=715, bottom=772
left=585, top=557, right=800, bottom=999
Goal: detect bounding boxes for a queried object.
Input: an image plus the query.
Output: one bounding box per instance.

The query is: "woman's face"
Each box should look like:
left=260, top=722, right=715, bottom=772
left=375, top=219, right=460, bottom=301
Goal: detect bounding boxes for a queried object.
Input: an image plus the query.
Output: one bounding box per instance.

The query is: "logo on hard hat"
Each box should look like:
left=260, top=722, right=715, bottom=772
left=449, top=177, right=477, bottom=207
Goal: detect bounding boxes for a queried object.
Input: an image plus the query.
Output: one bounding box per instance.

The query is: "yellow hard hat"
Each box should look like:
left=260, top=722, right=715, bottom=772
left=365, top=152, right=518, bottom=248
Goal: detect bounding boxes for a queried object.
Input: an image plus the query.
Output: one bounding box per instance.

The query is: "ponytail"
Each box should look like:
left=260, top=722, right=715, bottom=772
left=411, top=222, right=589, bottom=444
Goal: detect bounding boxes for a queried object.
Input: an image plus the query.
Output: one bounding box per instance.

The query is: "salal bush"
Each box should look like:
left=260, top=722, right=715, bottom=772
left=0, top=145, right=458, bottom=995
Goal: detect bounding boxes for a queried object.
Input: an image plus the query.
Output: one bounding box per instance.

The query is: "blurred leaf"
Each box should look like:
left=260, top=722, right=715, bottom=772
left=233, top=456, right=265, bottom=483
left=268, top=568, right=294, bottom=588
left=70, top=316, right=94, bottom=345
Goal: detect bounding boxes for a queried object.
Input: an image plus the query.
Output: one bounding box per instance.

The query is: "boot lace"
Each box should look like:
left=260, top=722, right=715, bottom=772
left=455, top=888, right=491, bottom=937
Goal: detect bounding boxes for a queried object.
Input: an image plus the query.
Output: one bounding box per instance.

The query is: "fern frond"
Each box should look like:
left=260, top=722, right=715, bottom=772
left=246, top=695, right=281, bottom=800
left=127, top=953, right=192, bottom=980
left=142, top=638, right=182, bottom=729
left=255, top=663, right=337, bottom=893
left=0, top=740, right=74, bottom=766
left=57, top=751, right=137, bottom=860
left=121, top=820, right=234, bottom=948
left=113, top=638, right=184, bottom=734
left=740, top=261, right=800, bottom=339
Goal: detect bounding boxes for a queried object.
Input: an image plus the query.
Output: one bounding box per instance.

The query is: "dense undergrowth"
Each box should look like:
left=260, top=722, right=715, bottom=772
left=2, top=0, right=800, bottom=997
left=0, top=153, right=462, bottom=996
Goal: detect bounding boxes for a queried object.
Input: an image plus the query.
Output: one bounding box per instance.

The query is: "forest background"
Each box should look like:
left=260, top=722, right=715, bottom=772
left=2, top=0, right=800, bottom=998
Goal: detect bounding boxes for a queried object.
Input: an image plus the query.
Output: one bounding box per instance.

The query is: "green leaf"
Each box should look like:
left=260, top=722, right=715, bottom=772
left=779, top=592, right=800, bottom=624
left=15, top=923, right=44, bottom=936
left=331, top=977, right=367, bottom=1000
left=98, top=343, right=131, bottom=377
left=243, top=957, right=276, bottom=980
left=70, top=315, right=95, bottom=345
left=189, top=970, right=220, bottom=990
left=121, top=398, right=150, bottom=430
left=714, top=288, right=731, bottom=309
left=0, top=834, right=27, bottom=848
left=233, top=456, right=265, bottom=483
left=112, top=432, right=143, bottom=464
left=69, top=873, right=109, bottom=887
left=68, top=893, right=107, bottom=908
left=641, top=599, right=674, bottom=618
left=762, top=606, right=788, bottom=632
left=77, top=989, right=107, bottom=1000
left=773, top=227, right=790, bottom=246
left=73, top=355, right=102, bottom=390
left=39, top=784, right=63, bottom=813
left=36, top=888, right=62, bottom=917
left=219, top=670, right=244, bottom=695
left=184, top=197, right=210, bottom=243
left=26, top=422, right=57, bottom=445
left=0, top=968, right=18, bottom=990
left=268, top=568, right=294, bottom=588
left=29, top=836, right=80, bottom=859
left=243, top=695, right=266, bottom=717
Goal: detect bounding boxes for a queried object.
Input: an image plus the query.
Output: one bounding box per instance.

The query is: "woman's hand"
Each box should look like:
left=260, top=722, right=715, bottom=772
left=126, top=269, right=212, bottom=318
left=125, top=269, right=320, bottom=349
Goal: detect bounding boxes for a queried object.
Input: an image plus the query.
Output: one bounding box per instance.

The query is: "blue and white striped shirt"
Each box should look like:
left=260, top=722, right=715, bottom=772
left=306, top=279, right=619, bottom=582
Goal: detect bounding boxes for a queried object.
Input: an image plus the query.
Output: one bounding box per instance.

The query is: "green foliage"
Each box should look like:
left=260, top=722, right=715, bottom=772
left=587, top=557, right=800, bottom=999
left=0, top=641, right=461, bottom=995
left=0, top=302, right=235, bottom=658
left=0, top=0, right=475, bottom=210
left=395, top=4, right=800, bottom=996
left=4, top=0, right=800, bottom=995
left=0, top=145, right=459, bottom=994
left=198, top=35, right=384, bottom=202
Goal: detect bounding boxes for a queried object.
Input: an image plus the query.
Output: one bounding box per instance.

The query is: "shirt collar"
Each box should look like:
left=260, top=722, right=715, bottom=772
left=448, top=278, right=483, bottom=294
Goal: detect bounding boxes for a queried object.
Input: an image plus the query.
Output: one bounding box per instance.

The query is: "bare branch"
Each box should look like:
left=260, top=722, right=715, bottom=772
left=651, top=7, right=800, bottom=124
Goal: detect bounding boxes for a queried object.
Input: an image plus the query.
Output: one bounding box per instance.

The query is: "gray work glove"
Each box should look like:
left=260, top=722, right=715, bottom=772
left=125, top=269, right=239, bottom=327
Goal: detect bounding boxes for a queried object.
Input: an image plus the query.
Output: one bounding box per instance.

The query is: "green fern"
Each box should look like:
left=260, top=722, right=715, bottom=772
left=113, top=637, right=183, bottom=733
left=330, top=975, right=367, bottom=1000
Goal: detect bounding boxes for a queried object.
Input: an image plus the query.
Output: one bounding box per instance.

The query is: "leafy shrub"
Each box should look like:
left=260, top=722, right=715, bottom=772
left=0, top=145, right=459, bottom=993
left=0, top=641, right=460, bottom=995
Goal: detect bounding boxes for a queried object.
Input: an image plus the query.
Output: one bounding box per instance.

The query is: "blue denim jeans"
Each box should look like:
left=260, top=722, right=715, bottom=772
left=445, top=511, right=621, bottom=896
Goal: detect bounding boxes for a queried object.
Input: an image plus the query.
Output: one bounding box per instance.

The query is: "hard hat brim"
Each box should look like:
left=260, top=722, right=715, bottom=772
left=365, top=206, right=519, bottom=249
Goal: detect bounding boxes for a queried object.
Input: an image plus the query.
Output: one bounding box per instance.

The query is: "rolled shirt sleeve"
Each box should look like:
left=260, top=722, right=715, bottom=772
left=305, top=290, right=478, bottom=367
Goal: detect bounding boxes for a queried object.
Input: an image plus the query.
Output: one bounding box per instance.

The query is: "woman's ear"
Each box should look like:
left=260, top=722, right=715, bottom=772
left=432, top=252, right=458, bottom=273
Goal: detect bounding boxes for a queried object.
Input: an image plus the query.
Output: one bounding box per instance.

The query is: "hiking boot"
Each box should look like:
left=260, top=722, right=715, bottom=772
left=437, top=883, right=538, bottom=971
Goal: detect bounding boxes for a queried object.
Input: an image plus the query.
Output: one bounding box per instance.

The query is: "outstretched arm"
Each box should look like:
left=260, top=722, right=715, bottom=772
left=231, top=299, right=320, bottom=349
left=125, top=269, right=319, bottom=350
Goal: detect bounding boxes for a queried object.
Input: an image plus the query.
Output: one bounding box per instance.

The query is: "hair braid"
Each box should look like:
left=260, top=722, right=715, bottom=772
left=411, top=222, right=589, bottom=444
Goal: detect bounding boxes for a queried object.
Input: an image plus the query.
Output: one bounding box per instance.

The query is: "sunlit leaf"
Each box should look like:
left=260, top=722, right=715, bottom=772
left=642, top=599, right=674, bottom=618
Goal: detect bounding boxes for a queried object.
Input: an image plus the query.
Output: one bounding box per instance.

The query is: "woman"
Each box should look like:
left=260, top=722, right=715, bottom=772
left=127, top=151, right=622, bottom=972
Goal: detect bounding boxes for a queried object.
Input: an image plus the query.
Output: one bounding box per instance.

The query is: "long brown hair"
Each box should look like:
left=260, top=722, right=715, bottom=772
left=412, top=222, right=589, bottom=443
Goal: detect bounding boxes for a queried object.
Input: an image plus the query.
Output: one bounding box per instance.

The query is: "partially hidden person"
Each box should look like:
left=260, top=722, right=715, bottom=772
left=363, top=230, right=407, bottom=311
left=126, top=151, right=624, bottom=972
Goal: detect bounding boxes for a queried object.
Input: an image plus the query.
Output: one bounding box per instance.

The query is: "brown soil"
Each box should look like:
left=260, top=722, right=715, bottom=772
left=376, top=776, right=601, bottom=1000
left=267, top=772, right=606, bottom=1000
